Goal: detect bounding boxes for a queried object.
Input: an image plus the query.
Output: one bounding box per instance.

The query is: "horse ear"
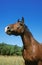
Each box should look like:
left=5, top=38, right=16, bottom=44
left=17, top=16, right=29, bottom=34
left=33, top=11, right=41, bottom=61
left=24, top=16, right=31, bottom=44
left=22, top=17, right=24, bottom=23
left=18, top=19, right=20, bottom=22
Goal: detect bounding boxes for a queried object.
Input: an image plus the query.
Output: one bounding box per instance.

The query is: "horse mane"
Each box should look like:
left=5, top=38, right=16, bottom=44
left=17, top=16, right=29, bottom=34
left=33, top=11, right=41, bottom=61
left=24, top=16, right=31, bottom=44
left=24, top=24, right=33, bottom=37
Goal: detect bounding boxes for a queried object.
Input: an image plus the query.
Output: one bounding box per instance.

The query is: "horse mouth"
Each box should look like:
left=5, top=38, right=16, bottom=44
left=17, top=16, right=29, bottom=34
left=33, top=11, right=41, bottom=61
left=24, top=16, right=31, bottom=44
left=6, top=31, right=11, bottom=35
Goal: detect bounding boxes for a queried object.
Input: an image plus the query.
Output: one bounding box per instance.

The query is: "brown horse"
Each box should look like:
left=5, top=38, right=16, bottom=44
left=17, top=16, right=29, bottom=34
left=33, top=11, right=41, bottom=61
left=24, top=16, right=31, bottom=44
left=5, top=17, right=42, bottom=65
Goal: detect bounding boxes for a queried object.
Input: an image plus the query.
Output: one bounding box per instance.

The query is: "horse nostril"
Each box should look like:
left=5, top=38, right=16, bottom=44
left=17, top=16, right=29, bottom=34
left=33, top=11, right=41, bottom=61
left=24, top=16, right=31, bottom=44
left=7, top=26, right=10, bottom=29
left=5, top=26, right=10, bottom=33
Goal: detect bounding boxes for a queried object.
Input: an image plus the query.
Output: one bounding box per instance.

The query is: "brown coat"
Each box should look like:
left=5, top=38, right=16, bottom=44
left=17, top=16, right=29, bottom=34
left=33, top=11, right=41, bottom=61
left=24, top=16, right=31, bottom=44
left=5, top=17, right=42, bottom=65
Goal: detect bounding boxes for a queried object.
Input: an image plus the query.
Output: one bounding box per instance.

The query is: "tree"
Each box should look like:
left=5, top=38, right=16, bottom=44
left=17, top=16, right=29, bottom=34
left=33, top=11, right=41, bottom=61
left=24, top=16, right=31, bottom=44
left=0, top=43, right=22, bottom=56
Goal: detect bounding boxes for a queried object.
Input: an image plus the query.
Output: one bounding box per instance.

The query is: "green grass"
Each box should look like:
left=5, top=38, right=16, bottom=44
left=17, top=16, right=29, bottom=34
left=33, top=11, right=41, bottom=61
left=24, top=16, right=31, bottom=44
left=0, top=56, right=25, bottom=65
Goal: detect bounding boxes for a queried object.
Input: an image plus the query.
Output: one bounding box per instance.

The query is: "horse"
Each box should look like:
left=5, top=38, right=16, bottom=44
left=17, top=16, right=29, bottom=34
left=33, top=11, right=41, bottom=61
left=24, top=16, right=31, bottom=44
left=5, top=17, right=42, bottom=65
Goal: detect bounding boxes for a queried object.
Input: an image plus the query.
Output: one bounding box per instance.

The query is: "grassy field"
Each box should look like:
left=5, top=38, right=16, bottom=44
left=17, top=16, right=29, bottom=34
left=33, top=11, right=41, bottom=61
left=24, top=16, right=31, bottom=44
left=0, top=56, right=25, bottom=65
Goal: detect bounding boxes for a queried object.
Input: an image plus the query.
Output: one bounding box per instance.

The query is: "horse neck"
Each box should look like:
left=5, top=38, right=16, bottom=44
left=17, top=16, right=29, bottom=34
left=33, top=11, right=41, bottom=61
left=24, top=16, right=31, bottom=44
left=21, top=28, right=34, bottom=48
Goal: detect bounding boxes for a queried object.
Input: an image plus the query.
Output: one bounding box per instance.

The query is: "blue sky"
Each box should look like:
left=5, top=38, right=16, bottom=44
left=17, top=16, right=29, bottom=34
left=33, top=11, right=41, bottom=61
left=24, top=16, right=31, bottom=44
left=0, top=0, right=42, bottom=46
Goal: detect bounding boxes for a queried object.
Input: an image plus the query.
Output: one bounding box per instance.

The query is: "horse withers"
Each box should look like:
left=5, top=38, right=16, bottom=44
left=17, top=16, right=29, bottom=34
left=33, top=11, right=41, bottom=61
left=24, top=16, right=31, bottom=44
left=5, top=17, right=42, bottom=65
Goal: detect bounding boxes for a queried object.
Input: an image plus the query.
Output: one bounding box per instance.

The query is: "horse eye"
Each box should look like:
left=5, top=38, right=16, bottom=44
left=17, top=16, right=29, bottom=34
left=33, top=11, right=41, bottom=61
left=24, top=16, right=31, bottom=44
left=17, top=26, right=20, bottom=29
left=20, top=23, right=23, bottom=26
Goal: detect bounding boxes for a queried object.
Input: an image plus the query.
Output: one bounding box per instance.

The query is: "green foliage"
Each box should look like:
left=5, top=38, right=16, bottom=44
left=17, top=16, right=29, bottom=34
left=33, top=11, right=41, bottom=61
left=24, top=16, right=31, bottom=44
left=0, top=42, right=22, bottom=56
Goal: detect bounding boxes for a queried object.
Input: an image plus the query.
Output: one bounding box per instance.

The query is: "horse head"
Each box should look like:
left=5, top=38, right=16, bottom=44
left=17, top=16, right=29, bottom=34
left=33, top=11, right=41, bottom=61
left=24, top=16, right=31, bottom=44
left=5, top=17, right=25, bottom=36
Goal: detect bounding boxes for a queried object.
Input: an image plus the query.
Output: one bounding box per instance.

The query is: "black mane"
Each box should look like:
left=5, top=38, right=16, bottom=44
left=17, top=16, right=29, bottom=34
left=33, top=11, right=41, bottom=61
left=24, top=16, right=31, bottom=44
left=24, top=24, right=33, bottom=37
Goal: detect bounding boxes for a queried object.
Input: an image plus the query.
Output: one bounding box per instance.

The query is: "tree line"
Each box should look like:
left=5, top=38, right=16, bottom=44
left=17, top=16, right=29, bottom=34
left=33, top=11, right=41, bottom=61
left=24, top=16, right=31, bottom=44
left=0, top=42, right=22, bottom=56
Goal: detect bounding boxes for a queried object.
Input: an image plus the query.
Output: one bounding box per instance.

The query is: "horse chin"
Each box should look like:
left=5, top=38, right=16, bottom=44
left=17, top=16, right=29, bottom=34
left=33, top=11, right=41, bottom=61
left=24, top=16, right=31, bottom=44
left=6, top=31, right=12, bottom=35
left=11, top=32, right=20, bottom=36
left=13, top=33, right=19, bottom=36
